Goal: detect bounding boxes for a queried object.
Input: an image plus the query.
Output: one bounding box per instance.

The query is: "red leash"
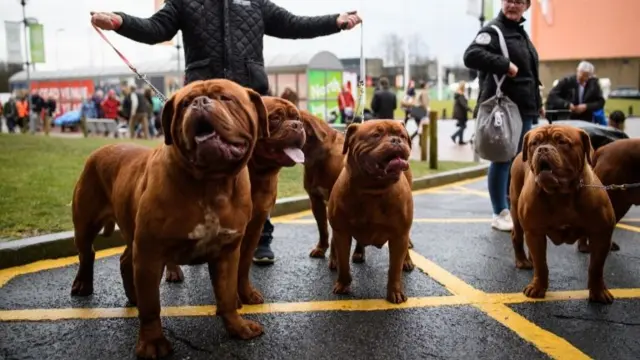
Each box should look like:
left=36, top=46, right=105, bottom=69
left=91, top=24, right=169, bottom=103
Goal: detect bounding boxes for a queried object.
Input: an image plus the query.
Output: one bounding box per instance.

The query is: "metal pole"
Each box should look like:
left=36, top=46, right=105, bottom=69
left=21, top=0, right=34, bottom=134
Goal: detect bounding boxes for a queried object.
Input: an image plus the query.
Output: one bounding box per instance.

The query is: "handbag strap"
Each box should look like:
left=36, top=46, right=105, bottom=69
left=490, top=24, right=509, bottom=97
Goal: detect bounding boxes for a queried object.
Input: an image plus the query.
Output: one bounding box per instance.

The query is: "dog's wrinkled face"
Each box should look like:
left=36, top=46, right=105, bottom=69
left=522, top=125, right=593, bottom=193
left=160, top=79, right=268, bottom=173
left=343, top=120, right=412, bottom=181
left=252, top=97, right=306, bottom=167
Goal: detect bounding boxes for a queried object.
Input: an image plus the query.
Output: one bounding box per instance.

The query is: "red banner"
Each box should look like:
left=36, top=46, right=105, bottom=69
left=31, top=79, right=95, bottom=117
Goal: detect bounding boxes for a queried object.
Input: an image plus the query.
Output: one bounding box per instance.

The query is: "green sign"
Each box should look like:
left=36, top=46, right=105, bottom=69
left=325, top=71, right=342, bottom=101
left=29, top=23, right=45, bottom=64
left=307, top=70, right=326, bottom=100
left=307, top=100, right=326, bottom=120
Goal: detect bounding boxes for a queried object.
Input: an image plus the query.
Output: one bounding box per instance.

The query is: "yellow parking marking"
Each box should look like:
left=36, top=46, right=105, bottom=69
left=616, top=223, right=640, bottom=233
left=411, top=176, right=487, bottom=195
left=280, top=218, right=492, bottom=224
left=0, top=296, right=470, bottom=322
left=409, top=250, right=591, bottom=359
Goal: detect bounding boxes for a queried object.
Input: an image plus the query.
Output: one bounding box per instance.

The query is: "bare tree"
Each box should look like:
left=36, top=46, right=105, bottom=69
left=0, top=62, right=23, bottom=93
left=380, top=33, right=405, bottom=66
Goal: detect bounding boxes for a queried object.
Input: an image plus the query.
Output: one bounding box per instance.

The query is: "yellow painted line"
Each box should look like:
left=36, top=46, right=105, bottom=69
left=412, top=176, right=486, bottom=195
left=409, top=250, right=590, bottom=359
left=480, top=303, right=590, bottom=359
left=492, top=288, right=640, bottom=304
left=621, top=218, right=640, bottom=223
left=280, top=218, right=492, bottom=225
left=451, top=186, right=490, bottom=198
left=0, top=296, right=469, bottom=322
left=616, top=223, right=640, bottom=233
left=271, top=210, right=313, bottom=222
left=0, top=246, right=126, bottom=288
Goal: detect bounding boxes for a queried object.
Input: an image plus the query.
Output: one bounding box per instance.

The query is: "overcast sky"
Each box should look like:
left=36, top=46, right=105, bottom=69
left=0, top=0, right=532, bottom=71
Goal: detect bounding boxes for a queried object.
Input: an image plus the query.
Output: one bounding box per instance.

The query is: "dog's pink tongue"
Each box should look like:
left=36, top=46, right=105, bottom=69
left=386, top=157, right=409, bottom=172
left=283, top=148, right=305, bottom=163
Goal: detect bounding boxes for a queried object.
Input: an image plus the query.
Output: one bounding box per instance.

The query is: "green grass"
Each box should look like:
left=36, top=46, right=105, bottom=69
left=0, top=134, right=475, bottom=240
left=364, top=87, right=640, bottom=120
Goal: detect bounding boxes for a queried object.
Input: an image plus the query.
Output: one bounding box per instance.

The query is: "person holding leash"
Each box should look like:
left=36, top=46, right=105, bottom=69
left=90, top=0, right=362, bottom=265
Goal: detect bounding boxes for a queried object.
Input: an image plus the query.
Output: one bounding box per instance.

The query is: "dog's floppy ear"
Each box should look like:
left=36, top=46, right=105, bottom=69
left=161, top=96, right=175, bottom=145
left=579, top=129, right=594, bottom=166
left=342, top=123, right=359, bottom=155
left=521, top=131, right=531, bottom=162
left=247, top=88, right=270, bottom=139
left=301, top=112, right=328, bottom=141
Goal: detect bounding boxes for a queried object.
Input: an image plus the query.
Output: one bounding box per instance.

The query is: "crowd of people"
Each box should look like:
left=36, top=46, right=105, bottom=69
left=1, top=90, right=56, bottom=133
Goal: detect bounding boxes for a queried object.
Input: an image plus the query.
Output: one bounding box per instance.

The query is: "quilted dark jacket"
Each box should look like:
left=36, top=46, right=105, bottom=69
left=114, top=0, right=342, bottom=95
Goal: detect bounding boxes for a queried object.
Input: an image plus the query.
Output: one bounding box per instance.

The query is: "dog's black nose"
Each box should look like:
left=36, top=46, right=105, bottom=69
left=192, top=96, right=212, bottom=108
left=390, top=136, right=402, bottom=145
left=290, top=120, right=303, bottom=131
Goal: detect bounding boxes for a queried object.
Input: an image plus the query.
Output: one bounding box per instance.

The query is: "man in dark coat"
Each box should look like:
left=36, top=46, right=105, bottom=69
left=370, top=77, right=397, bottom=119
left=546, top=61, right=605, bottom=122
left=90, top=0, right=362, bottom=264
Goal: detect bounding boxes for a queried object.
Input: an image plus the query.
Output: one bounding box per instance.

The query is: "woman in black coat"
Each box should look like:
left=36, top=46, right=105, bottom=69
left=450, top=81, right=472, bottom=145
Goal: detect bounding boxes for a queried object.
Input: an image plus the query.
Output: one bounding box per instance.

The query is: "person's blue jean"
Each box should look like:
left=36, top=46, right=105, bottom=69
left=487, top=117, right=534, bottom=215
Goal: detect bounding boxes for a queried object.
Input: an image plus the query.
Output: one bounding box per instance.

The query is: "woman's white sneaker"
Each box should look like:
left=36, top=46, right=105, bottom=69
left=491, top=209, right=513, bottom=232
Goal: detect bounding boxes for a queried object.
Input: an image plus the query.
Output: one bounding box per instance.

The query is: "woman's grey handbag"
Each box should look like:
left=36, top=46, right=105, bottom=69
left=473, top=24, right=523, bottom=163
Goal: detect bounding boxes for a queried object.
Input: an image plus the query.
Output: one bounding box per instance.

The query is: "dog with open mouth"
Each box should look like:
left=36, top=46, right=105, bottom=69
left=163, top=96, right=306, bottom=305
left=510, top=124, right=616, bottom=304
left=327, top=120, right=415, bottom=304
left=69, top=79, right=269, bottom=359
left=300, top=111, right=414, bottom=265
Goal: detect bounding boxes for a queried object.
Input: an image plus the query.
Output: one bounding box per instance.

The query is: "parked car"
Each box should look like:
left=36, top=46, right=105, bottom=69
left=608, top=87, right=640, bottom=99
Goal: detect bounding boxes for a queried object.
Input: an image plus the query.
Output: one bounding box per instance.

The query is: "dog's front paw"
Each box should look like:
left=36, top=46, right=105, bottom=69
left=136, top=335, right=173, bottom=359
left=523, top=282, right=547, bottom=299
left=227, top=319, right=264, bottom=340
left=402, top=257, right=415, bottom=272
left=589, top=286, right=614, bottom=304
left=309, top=246, right=327, bottom=258
left=239, top=286, right=264, bottom=305
left=386, top=290, right=408, bottom=304
left=71, top=279, right=93, bottom=296
left=332, top=281, right=351, bottom=295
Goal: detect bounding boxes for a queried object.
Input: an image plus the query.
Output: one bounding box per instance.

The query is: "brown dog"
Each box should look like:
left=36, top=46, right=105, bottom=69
left=510, top=124, right=615, bottom=304
left=328, top=120, right=415, bottom=304
left=576, top=138, right=640, bottom=253
left=70, top=79, right=269, bottom=358
left=301, top=112, right=413, bottom=264
left=163, top=97, right=306, bottom=305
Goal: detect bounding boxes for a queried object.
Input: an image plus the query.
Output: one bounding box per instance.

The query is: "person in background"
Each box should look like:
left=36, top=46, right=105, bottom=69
left=120, top=84, right=150, bottom=139
left=101, top=89, right=121, bottom=121
left=401, top=80, right=416, bottom=124
left=546, top=61, right=605, bottom=123
left=608, top=110, right=626, bottom=132
left=410, top=80, right=429, bottom=141
left=142, top=88, right=157, bottom=138
left=151, top=93, right=163, bottom=137
left=29, top=90, right=46, bottom=132
left=370, top=77, right=396, bottom=119
left=338, top=84, right=355, bottom=123
left=91, top=90, right=105, bottom=119
left=4, top=96, right=18, bottom=133
left=450, top=81, right=472, bottom=145
left=15, top=94, right=29, bottom=133
left=44, top=95, right=57, bottom=134
left=463, top=0, right=543, bottom=232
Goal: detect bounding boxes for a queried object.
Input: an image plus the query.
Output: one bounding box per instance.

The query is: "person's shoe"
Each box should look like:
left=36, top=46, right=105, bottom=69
left=458, top=141, right=468, bottom=145
left=450, top=135, right=456, bottom=144
left=491, top=209, right=513, bottom=232
left=253, top=236, right=275, bottom=265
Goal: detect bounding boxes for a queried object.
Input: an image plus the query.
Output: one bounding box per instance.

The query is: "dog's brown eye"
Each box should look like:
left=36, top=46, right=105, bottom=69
left=218, top=95, right=232, bottom=101
left=372, top=132, right=381, bottom=138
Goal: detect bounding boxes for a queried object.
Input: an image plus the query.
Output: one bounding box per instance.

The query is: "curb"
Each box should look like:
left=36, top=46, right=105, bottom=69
left=0, top=164, right=488, bottom=270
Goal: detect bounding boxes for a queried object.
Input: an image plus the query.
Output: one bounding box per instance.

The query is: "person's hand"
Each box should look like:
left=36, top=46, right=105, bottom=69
left=575, top=104, right=587, bottom=113
left=507, top=62, right=518, bottom=77
left=90, top=11, right=122, bottom=31
left=337, top=11, right=362, bottom=30
left=569, top=103, right=576, bottom=112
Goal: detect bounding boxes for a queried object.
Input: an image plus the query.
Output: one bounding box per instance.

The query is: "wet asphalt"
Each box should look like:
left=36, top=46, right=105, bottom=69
left=1, top=178, right=639, bottom=360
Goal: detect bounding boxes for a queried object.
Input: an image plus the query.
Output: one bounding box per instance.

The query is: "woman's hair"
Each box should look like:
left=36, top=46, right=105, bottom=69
left=457, top=81, right=466, bottom=93
left=418, top=80, right=427, bottom=89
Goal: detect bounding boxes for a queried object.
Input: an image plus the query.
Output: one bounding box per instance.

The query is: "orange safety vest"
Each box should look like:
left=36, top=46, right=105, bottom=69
left=16, top=100, right=28, bottom=117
